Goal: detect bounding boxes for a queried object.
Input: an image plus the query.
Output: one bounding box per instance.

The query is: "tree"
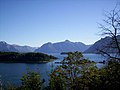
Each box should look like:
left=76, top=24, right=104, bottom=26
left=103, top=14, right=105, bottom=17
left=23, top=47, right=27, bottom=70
left=20, top=69, right=44, bottom=90
left=103, top=60, right=120, bottom=89
left=96, top=6, right=120, bottom=90
left=49, top=51, right=97, bottom=90
left=98, top=5, right=120, bottom=61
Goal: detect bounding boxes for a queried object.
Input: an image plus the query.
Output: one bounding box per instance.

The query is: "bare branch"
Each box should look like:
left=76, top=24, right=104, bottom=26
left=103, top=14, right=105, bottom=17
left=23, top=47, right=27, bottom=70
left=98, top=6, right=120, bottom=61
left=97, top=49, right=120, bottom=61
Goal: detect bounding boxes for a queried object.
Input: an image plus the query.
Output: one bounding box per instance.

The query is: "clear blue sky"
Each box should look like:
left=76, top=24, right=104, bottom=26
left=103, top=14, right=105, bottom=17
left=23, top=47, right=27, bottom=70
left=0, top=0, right=119, bottom=47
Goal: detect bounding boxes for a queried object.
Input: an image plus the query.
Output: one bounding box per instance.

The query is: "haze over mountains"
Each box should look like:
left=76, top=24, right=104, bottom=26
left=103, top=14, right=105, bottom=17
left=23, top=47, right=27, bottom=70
left=0, top=36, right=119, bottom=53
left=0, top=41, right=37, bottom=52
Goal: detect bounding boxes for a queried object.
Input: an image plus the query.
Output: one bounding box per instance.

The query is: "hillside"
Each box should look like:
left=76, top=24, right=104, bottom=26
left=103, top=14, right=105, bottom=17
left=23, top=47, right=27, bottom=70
left=84, top=36, right=120, bottom=53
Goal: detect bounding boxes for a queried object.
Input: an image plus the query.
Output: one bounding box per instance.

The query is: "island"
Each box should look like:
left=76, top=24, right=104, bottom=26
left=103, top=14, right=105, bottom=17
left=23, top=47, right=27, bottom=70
left=60, top=52, right=72, bottom=55
left=0, top=52, right=57, bottom=63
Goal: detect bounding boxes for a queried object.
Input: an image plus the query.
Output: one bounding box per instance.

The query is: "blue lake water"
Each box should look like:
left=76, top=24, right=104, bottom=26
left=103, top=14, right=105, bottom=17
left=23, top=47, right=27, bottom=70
left=0, top=53, right=106, bottom=86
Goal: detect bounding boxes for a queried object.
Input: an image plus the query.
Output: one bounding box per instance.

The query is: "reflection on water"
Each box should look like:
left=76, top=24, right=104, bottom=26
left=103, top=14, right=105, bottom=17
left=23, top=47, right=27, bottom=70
left=0, top=53, right=106, bottom=86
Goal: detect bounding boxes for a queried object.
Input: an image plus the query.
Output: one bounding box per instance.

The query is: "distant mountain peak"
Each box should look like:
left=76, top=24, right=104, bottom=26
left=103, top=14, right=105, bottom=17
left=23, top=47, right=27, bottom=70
left=0, top=41, right=7, bottom=44
left=44, top=42, right=52, bottom=45
left=65, top=40, right=71, bottom=42
left=48, top=42, right=52, bottom=44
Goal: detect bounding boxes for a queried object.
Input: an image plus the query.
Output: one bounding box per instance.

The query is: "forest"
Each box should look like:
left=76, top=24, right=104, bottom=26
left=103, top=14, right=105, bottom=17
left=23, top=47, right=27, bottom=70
left=0, top=52, right=57, bottom=63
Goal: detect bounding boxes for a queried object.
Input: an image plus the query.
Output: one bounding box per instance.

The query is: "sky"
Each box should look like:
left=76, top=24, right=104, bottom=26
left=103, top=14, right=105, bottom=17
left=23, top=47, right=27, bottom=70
left=0, top=0, right=119, bottom=47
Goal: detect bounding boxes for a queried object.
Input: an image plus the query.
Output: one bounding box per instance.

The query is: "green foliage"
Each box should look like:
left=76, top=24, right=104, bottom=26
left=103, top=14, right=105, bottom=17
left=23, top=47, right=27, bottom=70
left=49, top=66, right=66, bottom=90
left=20, top=70, right=42, bottom=90
left=71, top=59, right=120, bottom=90
left=4, top=69, right=45, bottom=90
left=49, top=51, right=120, bottom=90
left=98, top=60, right=120, bottom=90
left=5, top=83, right=17, bottom=90
left=49, top=51, right=97, bottom=90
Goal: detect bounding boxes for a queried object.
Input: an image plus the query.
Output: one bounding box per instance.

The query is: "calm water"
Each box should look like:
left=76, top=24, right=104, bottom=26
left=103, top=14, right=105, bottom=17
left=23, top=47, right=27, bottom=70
left=0, top=53, right=105, bottom=86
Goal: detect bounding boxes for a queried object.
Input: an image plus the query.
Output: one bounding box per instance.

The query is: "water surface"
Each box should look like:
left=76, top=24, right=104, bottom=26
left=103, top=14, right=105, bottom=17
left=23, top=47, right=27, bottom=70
left=0, top=53, right=105, bottom=86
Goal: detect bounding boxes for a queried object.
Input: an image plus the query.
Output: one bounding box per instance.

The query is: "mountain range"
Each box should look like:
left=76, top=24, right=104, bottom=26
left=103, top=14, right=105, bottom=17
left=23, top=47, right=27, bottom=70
left=0, top=36, right=119, bottom=53
left=35, top=40, right=91, bottom=53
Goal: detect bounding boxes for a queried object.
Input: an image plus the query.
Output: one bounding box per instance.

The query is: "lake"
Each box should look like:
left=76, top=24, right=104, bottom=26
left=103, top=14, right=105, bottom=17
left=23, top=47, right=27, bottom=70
left=0, top=53, right=106, bottom=86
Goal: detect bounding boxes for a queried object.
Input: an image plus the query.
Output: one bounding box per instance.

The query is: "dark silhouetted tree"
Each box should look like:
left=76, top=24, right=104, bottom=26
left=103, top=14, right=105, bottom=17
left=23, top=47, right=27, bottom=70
left=98, top=5, right=120, bottom=61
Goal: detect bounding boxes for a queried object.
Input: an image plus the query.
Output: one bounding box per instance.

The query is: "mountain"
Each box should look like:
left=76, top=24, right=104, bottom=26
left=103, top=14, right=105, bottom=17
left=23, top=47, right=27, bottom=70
left=13, top=45, right=37, bottom=52
left=0, top=41, right=18, bottom=52
left=84, top=36, right=120, bottom=53
left=35, top=40, right=91, bottom=53
left=0, top=41, right=37, bottom=52
left=36, top=42, right=58, bottom=53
